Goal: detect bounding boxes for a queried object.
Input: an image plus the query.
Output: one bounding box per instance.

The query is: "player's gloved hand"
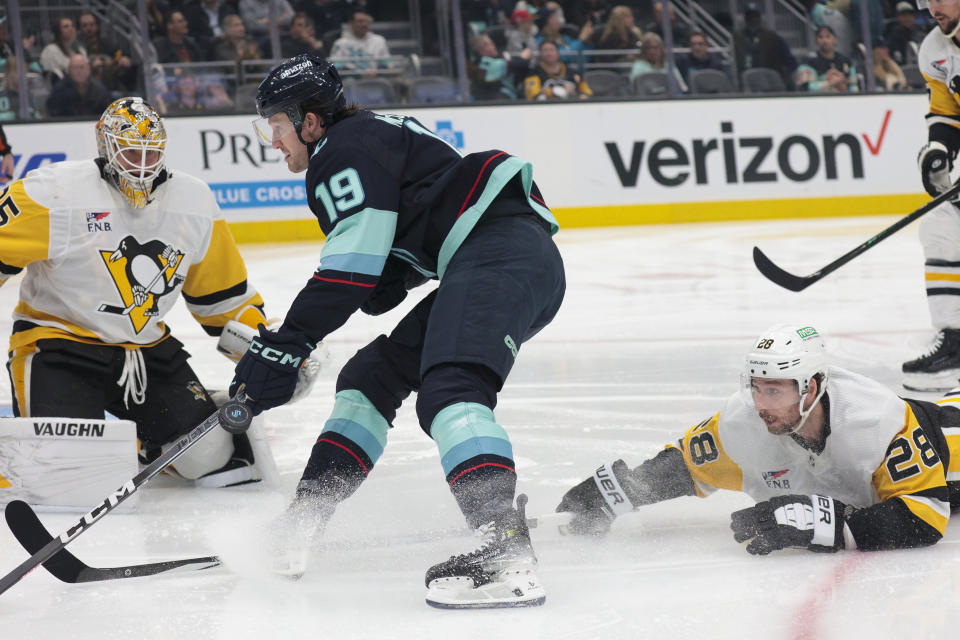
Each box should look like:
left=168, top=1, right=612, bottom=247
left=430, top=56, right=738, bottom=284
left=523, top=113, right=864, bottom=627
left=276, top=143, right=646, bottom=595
left=918, top=141, right=954, bottom=197
left=229, top=325, right=316, bottom=416
left=555, top=460, right=636, bottom=535
left=730, top=494, right=847, bottom=555
left=361, top=258, right=428, bottom=316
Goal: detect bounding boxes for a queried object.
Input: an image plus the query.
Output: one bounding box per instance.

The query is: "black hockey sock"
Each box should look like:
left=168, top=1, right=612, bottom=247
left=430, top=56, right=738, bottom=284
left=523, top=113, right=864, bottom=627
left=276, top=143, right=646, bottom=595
left=297, top=431, right=371, bottom=502
left=448, top=462, right=517, bottom=529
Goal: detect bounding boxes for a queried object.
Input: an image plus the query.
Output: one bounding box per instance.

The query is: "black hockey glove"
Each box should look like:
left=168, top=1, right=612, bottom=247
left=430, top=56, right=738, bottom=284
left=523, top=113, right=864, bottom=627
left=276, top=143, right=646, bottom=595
left=555, top=460, right=637, bottom=535
left=361, top=258, right=429, bottom=316
left=918, top=141, right=954, bottom=198
left=730, top=494, right=848, bottom=555
left=229, top=325, right=316, bottom=416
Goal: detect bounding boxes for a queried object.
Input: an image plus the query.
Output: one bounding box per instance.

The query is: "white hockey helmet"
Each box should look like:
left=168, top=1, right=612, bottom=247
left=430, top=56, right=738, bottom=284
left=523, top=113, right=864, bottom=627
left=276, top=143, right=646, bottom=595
left=96, top=97, right=167, bottom=209
left=740, top=324, right=829, bottom=430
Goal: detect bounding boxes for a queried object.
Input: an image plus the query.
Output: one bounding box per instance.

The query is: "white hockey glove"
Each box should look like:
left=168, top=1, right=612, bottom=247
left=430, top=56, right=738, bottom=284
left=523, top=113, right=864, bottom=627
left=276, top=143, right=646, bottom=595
left=918, top=141, right=954, bottom=198
left=217, top=319, right=328, bottom=404
left=730, top=494, right=849, bottom=555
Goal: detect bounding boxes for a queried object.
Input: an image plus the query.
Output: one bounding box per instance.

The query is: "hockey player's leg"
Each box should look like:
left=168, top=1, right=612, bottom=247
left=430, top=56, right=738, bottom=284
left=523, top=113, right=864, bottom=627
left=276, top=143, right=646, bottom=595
left=272, top=324, right=424, bottom=577
left=417, top=364, right=544, bottom=608
left=905, top=205, right=960, bottom=390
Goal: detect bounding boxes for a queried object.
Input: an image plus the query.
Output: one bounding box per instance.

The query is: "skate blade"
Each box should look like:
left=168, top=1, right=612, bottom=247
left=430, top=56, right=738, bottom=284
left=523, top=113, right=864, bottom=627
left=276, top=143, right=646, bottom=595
left=425, top=570, right=546, bottom=609
left=902, top=369, right=960, bottom=392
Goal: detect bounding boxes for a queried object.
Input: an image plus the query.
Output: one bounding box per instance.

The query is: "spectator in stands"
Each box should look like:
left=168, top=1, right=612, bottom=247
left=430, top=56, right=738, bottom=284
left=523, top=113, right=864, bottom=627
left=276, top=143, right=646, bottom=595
left=568, top=0, right=615, bottom=29
left=886, top=1, right=927, bottom=65
left=0, top=16, right=38, bottom=69
left=0, top=57, right=38, bottom=120
left=295, top=0, right=351, bottom=39
left=40, top=16, right=87, bottom=80
left=165, top=71, right=206, bottom=113
left=644, top=2, right=689, bottom=47
left=524, top=39, right=593, bottom=100
left=210, top=14, right=263, bottom=62
left=535, top=7, right=594, bottom=62
left=677, top=31, right=725, bottom=83
left=630, top=32, right=687, bottom=91
left=46, top=53, right=110, bottom=117
left=282, top=12, right=326, bottom=58
left=329, top=10, right=392, bottom=76
left=593, top=5, right=643, bottom=63
left=184, top=0, right=235, bottom=49
left=153, top=11, right=205, bottom=63
left=733, top=3, right=797, bottom=89
left=468, top=32, right=528, bottom=100
left=804, top=0, right=854, bottom=57
left=465, top=0, right=511, bottom=31
left=795, top=25, right=858, bottom=92
left=872, top=37, right=907, bottom=91
left=79, top=12, right=135, bottom=94
left=240, top=0, right=295, bottom=39
left=505, top=8, right=538, bottom=65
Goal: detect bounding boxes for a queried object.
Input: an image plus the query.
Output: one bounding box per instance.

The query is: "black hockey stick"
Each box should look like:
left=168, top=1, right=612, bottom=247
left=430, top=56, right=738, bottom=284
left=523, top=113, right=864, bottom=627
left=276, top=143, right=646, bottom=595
left=4, top=500, right=220, bottom=583
left=0, top=395, right=251, bottom=596
left=753, top=182, right=960, bottom=292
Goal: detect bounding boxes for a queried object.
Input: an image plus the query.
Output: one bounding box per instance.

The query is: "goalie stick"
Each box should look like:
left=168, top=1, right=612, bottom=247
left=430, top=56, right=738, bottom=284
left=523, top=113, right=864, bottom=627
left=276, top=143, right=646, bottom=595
left=0, top=395, right=251, bottom=596
left=4, top=500, right=220, bottom=583
left=753, top=182, right=960, bottom=292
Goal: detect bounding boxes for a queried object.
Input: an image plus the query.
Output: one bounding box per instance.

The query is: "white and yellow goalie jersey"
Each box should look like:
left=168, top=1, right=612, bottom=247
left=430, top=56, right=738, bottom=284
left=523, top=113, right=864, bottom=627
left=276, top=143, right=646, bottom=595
left=670, top=367, right=960, bottom=546
left=918, top=27, right=960, bottom=137
left=0, top=160, right=264, bottom=351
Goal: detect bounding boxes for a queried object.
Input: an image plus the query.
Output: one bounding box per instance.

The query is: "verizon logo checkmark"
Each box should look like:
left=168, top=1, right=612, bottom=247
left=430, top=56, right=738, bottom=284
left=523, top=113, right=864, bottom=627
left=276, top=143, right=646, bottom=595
left=861, top=109, right=891, bottom=156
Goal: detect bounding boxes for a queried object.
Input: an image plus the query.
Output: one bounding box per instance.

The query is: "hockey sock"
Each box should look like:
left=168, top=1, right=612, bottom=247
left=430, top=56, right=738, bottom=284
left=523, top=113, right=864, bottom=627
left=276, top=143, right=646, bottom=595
left=299, top=390, right=389, bottom=500
left=429, top=402, right=517, bottom=528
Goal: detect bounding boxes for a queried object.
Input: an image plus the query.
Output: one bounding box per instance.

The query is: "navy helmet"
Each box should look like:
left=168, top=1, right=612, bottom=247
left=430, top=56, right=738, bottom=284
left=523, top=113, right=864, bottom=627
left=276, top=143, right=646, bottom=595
left=253, top=54, right=346, bottom=143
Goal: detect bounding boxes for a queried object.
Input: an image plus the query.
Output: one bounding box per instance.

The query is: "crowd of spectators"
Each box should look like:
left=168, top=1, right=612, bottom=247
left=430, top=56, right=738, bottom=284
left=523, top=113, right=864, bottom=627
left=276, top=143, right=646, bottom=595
left=0, top=0, right=940, bottom=118
left=465, top=0, right=933, bottom=101
left=0, top=0, right=397, bottom=118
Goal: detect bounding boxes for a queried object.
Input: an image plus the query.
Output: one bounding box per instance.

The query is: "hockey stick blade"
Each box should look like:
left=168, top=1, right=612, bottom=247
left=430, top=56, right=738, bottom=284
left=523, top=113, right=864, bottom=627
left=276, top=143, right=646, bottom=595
left=752, top=183, right=960, bottom=292
left=752, top=246, right=819, bottom=292
left=0, top=396, right=248, bottom=596
left=4, top=500, right=220, bottom=583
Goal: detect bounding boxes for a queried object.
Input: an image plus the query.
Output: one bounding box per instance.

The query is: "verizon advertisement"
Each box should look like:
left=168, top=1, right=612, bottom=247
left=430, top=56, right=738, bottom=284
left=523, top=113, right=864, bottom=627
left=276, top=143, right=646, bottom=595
left=4, top=94, right=928, bottom=224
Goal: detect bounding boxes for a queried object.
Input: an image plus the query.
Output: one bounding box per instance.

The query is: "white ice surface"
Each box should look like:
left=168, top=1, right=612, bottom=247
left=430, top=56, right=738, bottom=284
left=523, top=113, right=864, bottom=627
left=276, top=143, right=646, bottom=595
left=2, top=217, right=960, bottom=639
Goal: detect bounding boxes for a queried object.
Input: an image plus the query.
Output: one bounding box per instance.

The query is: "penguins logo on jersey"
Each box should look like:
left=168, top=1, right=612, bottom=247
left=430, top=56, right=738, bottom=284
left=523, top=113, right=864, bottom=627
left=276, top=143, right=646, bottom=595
left=950, top=75, right=960, bottom=96
left=98, top=235, right=185, bottom=334
left=186, top=381, right=206, bottom=401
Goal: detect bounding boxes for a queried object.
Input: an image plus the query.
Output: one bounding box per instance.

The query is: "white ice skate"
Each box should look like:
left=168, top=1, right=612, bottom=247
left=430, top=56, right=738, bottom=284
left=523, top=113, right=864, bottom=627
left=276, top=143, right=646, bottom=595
left=269, top=495, right=334, bottom=579
left=424, top=494, right=545, bottom=609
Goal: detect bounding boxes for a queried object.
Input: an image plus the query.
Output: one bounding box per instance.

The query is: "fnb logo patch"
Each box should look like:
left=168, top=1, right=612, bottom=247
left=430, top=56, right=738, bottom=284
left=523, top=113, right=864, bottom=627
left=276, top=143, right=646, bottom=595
left=86, top=211, right=112, bottom=232
left=762, top=469, right=790, bottom=489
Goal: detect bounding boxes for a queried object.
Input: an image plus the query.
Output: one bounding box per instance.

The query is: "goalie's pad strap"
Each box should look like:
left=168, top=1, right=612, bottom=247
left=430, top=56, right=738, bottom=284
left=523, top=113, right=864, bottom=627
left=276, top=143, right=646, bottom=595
left=591, top=463, right=634, bottom=517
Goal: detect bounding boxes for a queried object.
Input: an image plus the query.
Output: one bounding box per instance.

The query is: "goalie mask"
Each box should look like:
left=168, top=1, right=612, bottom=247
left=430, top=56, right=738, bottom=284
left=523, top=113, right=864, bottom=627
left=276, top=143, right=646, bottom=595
left=740, top=324, right=828, bottom=434
left=96, top=97, right=167, bottom=209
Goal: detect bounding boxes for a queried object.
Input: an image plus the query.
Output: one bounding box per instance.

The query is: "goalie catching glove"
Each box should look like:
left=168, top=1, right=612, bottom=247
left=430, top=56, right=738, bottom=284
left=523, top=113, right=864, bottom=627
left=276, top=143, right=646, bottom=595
left=730, top=494, right=852, bottom=555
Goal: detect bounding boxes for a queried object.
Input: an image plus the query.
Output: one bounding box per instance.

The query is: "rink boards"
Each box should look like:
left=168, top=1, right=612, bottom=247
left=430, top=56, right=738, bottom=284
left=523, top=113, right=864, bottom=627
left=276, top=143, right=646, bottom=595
left=3, top=93, right=930, bottom=242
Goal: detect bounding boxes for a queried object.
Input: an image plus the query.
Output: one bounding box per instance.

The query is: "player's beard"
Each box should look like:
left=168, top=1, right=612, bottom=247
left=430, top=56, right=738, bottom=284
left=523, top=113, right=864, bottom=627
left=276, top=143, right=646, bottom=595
left=758, top=409, right=802, bottom=435
left=937, top=14, right=960, bottom=38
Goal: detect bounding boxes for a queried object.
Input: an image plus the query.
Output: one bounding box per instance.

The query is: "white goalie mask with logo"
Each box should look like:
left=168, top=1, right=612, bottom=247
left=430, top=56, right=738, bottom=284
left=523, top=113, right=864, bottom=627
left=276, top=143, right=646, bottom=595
left=96, top=97, right=167, bottom=209
left=740, top=324, right=829, bottom=434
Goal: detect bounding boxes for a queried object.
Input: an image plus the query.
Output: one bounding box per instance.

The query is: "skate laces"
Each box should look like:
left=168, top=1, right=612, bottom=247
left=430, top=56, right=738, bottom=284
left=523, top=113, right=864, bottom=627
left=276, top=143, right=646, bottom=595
left=117, top=347, right=147, bottom=408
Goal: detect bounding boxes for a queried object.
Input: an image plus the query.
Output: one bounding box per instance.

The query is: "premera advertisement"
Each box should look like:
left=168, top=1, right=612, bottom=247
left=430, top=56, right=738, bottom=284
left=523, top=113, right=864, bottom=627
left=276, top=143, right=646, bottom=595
left=3, top=94, right=930, bottom=240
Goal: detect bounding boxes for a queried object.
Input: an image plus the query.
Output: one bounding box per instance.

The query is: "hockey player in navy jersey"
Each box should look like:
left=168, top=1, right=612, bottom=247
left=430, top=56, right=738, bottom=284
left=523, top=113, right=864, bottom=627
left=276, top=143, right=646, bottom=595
left=557, top=324, right=960, bottom=554
left=230, top=54, right=565, bottom=608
